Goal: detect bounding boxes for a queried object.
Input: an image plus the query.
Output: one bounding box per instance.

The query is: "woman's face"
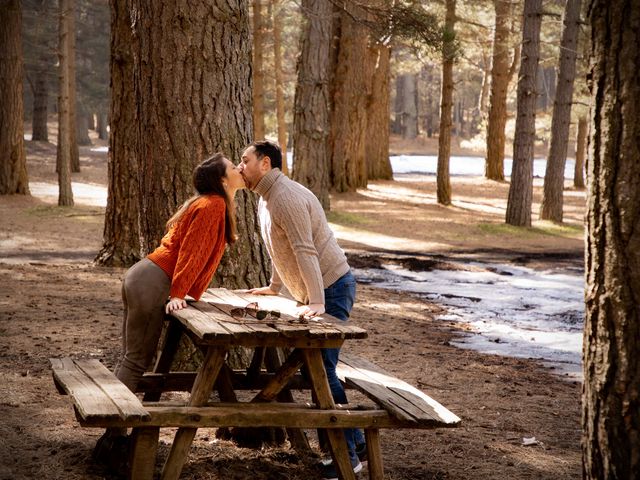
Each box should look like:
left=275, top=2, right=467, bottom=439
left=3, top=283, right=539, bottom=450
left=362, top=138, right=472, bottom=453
left=223, top=158, right=246, bottom=191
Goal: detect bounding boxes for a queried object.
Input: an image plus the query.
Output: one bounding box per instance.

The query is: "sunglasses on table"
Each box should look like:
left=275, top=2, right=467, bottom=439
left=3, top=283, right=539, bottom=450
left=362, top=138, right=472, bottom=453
left=230, top=302, right=281, bottom=321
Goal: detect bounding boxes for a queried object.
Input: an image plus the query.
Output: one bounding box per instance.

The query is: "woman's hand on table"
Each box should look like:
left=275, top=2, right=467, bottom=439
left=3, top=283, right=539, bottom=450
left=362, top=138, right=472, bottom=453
left=166, top=297, right=187, bottom=314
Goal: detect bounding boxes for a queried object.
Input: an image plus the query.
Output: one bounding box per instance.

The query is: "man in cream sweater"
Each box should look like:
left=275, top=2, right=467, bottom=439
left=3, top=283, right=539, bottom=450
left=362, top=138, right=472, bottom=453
left=239, top=140, right=365, bottom=479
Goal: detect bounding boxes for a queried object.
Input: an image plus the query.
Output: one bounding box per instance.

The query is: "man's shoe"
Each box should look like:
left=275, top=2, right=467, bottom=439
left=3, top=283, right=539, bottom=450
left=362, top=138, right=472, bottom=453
left=355, top=442, right=367, bottom=466
left=320, top=456, right=362, bottom=480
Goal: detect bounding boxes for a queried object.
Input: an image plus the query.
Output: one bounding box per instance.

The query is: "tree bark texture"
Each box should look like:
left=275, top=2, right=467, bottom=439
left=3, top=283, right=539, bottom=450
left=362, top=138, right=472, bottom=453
left=540, top=0, right=582, bottom=222
left=485, top=0, right=513, bottom=181
left=252, top=0, right=265, bottom=140
left=329, top=5, right=374, bottom=193
left=573, top=115, right=586, bottom=189
left=0, top=0, right=29, bottom=195
left=31, top=52, right=50, bottom=142
left=100, top=0, right=270, bottom=289
left=97, top=109, right=108, bottom=140
left=57, top=0, right=74, bottom=206
left=366, top=43, right=392, bottom=181
left=292, top=0, right=333, bottom=209
left=271, top=0, right=288, bottom=174
left=505, top=0, right=542, bottom=227
left=68, top=0, right=79, bottom=172
left=96, top=0, right=139, bottom=267
left=583, top=2, right=640, bottom=478
left=437, top=0, right=456, bottom=206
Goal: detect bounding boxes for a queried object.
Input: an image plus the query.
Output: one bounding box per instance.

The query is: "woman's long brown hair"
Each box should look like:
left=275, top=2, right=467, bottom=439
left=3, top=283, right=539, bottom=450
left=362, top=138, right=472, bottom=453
left=165, top=153, right=238, bottom=244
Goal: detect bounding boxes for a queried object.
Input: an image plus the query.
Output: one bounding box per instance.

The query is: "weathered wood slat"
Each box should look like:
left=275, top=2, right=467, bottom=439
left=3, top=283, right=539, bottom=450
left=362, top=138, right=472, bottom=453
left=200, top=291, right=281, bottom=336
left=74, top=359, right=149, bottom=420
left=171, top=306, right=231, bottom=340
left=50, top=358, right=149, bottom=422
left=337, top=353, right=461, bottom=427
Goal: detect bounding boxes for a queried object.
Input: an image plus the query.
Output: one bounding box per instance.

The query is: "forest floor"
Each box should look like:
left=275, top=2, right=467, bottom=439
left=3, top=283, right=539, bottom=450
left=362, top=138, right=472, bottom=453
left=1, top=130, right=585, bottom=480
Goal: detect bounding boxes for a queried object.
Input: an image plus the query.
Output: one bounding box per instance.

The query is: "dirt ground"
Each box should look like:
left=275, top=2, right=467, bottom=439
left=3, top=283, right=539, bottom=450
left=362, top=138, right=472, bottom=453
left=0, top=132, right=584, bottom=479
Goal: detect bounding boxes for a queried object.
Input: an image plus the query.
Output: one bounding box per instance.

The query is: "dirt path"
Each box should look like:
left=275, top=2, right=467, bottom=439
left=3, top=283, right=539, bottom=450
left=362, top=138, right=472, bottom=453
left=0, top=136, right=583, bottom=479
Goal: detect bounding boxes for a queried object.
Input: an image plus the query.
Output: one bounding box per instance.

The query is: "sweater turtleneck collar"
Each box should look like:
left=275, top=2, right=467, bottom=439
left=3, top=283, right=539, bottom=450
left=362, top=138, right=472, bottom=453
left=253, top=168, right=282, bottom=197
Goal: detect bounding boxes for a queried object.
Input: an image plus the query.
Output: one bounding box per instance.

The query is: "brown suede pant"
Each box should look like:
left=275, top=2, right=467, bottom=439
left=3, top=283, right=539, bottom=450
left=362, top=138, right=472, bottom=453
left=115, top=258, right=170, bottom=394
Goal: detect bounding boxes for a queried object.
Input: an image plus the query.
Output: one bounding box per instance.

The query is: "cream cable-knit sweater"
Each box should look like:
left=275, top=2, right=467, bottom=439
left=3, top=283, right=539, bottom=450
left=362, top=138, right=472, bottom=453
left=253, top=168, right=350, bottom=305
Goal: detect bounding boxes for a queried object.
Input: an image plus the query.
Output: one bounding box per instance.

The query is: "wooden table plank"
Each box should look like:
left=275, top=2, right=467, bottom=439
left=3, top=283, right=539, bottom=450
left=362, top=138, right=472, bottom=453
left=171, top=306, right=231, bottom=341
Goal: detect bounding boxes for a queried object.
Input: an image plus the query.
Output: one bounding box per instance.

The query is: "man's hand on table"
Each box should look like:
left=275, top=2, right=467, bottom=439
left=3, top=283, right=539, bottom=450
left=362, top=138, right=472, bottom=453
left=166, top=297, right=187, bottom=314
left=297, top=303, right=325, bottom=318
left=247, top=286, right=279, bottom=296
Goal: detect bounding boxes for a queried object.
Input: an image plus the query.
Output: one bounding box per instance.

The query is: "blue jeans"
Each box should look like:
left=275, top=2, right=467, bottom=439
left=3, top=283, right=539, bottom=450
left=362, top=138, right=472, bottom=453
left=321, top=271, right=365, bottom=460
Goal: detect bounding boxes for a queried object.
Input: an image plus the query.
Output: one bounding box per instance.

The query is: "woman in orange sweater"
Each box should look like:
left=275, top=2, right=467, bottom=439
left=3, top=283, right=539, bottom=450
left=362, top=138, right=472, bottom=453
left=94, top=152, right=244, bottom=469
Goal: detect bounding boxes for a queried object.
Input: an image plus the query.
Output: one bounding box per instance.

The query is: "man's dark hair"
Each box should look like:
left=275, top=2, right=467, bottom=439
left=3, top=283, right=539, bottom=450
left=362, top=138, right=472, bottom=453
left=251, top=140, right=282, bottom=170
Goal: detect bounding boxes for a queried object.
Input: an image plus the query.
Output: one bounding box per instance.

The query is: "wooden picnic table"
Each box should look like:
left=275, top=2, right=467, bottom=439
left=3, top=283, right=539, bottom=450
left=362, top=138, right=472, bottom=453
left=52, top=287, right=461, bottom=480
left=153, top=287, right=368, bottom=480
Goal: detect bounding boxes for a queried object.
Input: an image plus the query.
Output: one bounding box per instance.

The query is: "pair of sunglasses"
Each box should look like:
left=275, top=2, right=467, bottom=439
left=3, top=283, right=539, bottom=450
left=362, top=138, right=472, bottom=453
left=230, top=302, right=281, bottom=321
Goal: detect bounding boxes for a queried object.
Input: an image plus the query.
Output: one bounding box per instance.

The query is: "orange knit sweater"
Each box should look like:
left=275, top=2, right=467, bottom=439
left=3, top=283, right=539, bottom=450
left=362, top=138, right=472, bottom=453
left=147, top=195, right=227, bottom=301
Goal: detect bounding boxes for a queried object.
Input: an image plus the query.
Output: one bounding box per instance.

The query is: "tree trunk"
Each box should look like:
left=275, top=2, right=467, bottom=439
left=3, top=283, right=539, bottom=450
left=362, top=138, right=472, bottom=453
left=96, top=0, right=140, bottom=267
left=0, top=0, right=29, bottom=195
left=437, top=0, right=456, bottom=206
left=367, top=43, right=392, bottom=181
left=485, top=0, right=513, bottom=181
left=67, top=0, right=79, bottom=172
left=291, top=0, right=333, bottom=209
left=573, top=115, right=586, bottom=189
left=76, top=101, right=92, bottom=146
left=252, top=0, right=265, bottom=140
left=583, top=2, right=640, bottom=478
left=540, top=0, right=582, bottom=222
left=31, top=53, right=49, bottom=142
left=395, top=73, right=418, bottom=139
left=97, top=108, right=108, bottom=140
left=57, top=0, right=74, bottom=206
left=88, top=111, right=96, bottom=131
left=478, top=47, right=491, bottom=120
left=505, top=0, right=542, bottom=227
left=329, top=5, right=374, bottom=193
left=271, top=0, right=288, bottom=174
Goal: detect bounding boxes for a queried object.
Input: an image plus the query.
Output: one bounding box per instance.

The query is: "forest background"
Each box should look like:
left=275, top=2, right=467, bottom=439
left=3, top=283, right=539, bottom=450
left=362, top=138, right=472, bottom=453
left=1, top=0, right=638, bottom=479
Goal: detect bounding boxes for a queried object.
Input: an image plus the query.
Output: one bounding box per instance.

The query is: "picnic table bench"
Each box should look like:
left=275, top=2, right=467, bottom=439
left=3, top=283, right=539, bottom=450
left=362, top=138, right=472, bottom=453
left=51, top=287, right=460, bottom=479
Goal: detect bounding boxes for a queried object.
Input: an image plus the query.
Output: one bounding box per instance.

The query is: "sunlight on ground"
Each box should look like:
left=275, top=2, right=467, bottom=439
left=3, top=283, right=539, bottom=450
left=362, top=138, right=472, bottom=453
left=29, top=181, right=107, bottom=207
left=328, top=222, right=449, bottom=252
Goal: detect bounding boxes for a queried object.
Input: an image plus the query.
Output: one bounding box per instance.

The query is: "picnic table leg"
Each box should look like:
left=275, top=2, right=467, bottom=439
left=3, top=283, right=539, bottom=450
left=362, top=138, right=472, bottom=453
left=302, top=349, right=356, bottom=480
left=160, top=347, right=227, bottom=480
left=129, top=427, right=159, bottom=480
left=364, top=429, right=384, bottom=480
left=265, top=347, right=311, bottom=453
left=143, top=317, right=182, bottom=402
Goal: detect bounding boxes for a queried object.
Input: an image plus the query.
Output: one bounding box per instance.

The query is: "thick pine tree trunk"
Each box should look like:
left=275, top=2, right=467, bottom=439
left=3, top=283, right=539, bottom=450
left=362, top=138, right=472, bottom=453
left=367, top=43, right=392, bottom=181
left=252, top=0, right=265, bottom=140
left=539, top=0, right=582, bottom=223
left=123, top=0, right=268, bottom=287
left=291, top=0, right=333, bottom=209
left=31, top=55, right=49, bottom=142
left=57, top=0, right=74, bottom=206
left=485, top=0, right=513, bottom=181
left=95, top=0, right=139, bottom=266
left=437, top=0, right=456, bottom=206
left=505, top=0, right=542, bottom=227
left=583, top=2, right=640, bottom=478
left=573, top=115, right=586, bottom=189
left=0, top=0, right=29, bottom=195
left=271, top=0, right=288, bottom=174
left=329, top=5, right=373, bottom=193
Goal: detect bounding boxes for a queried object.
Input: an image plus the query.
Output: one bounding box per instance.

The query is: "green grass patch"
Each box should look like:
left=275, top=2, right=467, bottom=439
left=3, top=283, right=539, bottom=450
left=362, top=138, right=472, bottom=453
left=326, top=210, right=375, bottom=227
left=478, top=221, right=583, bottom=239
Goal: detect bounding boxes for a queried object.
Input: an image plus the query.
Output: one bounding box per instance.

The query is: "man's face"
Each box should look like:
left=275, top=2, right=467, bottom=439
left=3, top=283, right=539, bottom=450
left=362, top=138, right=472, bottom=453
left=239, top=146, right=268, bottom=190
